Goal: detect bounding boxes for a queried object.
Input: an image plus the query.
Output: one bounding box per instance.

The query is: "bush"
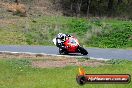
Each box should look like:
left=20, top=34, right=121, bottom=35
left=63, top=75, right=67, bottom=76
left=2, top=2, right=27, bottom=17
left=67, top=19, right=90, bottom=35
left=88, top=23, right=132, bottom=48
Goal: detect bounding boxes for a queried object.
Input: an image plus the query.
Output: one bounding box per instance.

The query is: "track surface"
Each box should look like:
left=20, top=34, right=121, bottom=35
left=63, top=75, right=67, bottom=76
left=0, top=45, right=132, bottom=60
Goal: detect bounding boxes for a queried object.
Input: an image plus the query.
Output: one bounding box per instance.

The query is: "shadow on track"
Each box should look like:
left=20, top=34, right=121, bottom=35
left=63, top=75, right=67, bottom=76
left=57, top=53, right=88, bottom=57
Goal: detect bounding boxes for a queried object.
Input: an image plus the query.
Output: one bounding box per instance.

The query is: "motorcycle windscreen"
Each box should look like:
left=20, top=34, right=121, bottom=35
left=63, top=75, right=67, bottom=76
left=69, top=38, right=79, bottom=45
left=66, top=38, right=79, bottom=53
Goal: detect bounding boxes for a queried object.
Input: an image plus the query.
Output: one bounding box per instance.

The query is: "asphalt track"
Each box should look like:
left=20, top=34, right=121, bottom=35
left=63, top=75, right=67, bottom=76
left=0, top=45, right=132, bottom=60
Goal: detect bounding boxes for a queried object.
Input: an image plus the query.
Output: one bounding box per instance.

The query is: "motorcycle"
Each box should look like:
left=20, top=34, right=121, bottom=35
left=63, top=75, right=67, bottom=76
left=53, top=36, right=88, bottom=55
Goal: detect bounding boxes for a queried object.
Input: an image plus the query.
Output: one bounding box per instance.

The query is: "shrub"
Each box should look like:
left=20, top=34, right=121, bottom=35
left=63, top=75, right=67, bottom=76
left=67, top=19, right=90, bottom=35
left=89, top=23, right=132, bottom=48
left=1, top=2, right=27, bottom=17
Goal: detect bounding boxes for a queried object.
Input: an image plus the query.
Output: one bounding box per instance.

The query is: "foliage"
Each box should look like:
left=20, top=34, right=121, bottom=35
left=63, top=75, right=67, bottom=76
left=0, top=15, right=131, bottom=48
left=89, top=23, right=132, bottom=48
left=57, top=0, right=132, bottom=18
left=67, top=19, right=90, bottom=35
left=2, top=0, right=132, bottom=18
left=1, top=2, right=27, bottom=17
left=8, top=59, right=32, bottom=68
left=24, top=17, right=90, bottom=45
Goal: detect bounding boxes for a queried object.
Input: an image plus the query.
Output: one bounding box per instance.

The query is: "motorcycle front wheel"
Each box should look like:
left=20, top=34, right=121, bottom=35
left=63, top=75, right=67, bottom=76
left=78, top=46, right=88, bottom=55
left=59, top=48, right=68, bottom=55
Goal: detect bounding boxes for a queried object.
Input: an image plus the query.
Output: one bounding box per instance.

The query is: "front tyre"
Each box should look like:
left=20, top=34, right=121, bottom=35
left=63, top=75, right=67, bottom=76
left=59, top=48, right=68, bottom=55
left=78, top=46, right=88, bottom=55
left=59, top=48, right=63, bottom=55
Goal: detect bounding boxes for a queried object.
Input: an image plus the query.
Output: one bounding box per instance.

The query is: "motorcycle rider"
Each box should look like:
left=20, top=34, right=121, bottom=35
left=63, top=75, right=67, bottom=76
left=56, top=33, right=71, bottom=48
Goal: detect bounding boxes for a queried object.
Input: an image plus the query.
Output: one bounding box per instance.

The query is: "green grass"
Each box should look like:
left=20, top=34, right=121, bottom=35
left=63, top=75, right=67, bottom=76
left=0, top=29, right=27, bottom=45
left=89, top=23, right=132, bottom=48
left=0, top=58, right=132, bottom=88
left=0, top=15, right=132, bottom=48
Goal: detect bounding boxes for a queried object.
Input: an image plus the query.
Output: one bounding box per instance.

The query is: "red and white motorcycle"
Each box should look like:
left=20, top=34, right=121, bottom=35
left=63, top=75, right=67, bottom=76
left=53, top=36, right=88, bottom=55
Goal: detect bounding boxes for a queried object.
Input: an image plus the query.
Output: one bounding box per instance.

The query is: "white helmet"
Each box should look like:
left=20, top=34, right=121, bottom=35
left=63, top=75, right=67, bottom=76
left=57, top=33, right=63, bottom=38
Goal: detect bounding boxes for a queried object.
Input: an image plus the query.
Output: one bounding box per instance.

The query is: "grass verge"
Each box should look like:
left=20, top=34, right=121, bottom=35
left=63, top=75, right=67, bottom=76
left=0, top=58, right=132, bottom=88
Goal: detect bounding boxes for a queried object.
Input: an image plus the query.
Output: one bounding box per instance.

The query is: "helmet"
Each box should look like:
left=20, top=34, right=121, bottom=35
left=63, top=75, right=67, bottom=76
left=57, top=33, right=63, bottom=38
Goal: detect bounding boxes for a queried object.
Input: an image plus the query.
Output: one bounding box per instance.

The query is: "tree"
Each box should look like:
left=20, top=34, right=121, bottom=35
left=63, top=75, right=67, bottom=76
left=76, top=0, right=82, bottom=16
left=108, top=0, right=114, bottom=16
left=86, top=0, right=91, bottom=17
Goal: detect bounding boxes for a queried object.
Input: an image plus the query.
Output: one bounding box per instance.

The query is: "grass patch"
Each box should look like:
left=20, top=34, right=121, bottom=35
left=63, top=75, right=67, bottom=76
left=77, top=57, right=90, bottom=62
left=106, top=59, right=130, bottom=64
left=0, top=58, right=132, bottom=88
left=0, top=15, right=132, bottom=48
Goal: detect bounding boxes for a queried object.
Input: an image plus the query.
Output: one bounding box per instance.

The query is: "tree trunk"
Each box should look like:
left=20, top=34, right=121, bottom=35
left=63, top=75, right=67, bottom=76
left=77, top=0, right=82, bottom=17
left=108, top=0, right=114, bottom=16
left=70, top=0, right=73, bottom=16
left=87, top=0, right=91, bottom=17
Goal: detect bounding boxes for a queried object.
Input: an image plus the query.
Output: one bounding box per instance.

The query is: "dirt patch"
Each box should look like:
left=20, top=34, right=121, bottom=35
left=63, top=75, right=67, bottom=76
left=32, top=59, right=104, bottom=68
left=0, top=52, right=105, bottom=68
left=32, top=58, right=77, bottom=68
left=0, top=52, right=74, bottom=60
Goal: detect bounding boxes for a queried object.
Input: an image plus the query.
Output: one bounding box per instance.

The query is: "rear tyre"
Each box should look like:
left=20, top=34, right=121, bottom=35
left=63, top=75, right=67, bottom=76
left=78, top=46, right=88, bottom=55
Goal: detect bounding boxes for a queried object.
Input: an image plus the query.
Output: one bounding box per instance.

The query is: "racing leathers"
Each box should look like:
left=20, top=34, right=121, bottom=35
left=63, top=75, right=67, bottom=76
left=56, top=33, right=71, bottom=48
